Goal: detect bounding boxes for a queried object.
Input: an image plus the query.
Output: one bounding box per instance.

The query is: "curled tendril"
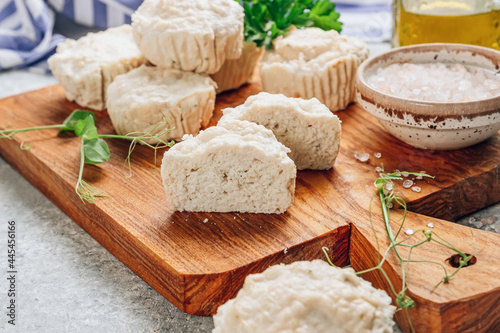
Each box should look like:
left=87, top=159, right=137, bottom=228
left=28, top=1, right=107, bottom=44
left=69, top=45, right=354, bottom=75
left=355, top=169, right=475, bottom=333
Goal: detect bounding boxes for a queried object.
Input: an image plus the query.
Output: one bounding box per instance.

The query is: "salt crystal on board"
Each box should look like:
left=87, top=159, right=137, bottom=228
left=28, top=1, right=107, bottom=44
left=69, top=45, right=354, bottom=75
left=387, top=202, right=394, bottom=209
left=474, top=221, right=483, bottom=228
left=468, top=217, right=476, bottom=225
left=375, top=166, right=383, bottom=173
left=427, top=222, right=434, bottom=228
left=284, top=248, right=288, bottom=254
left=403, top=180, right=414, bottom=188
left=203, top=218, right=208, bottom=223
left=404, top=227, right=414, bottom=235
left=374, top=153, right=382, bottom=158
left=385, top=183, right=393, bottom=191
left=411, top=186, right=421, bottom=192
left=355, top=152, right=370, bottom=162
left=393, top=169, right=401, bottom=176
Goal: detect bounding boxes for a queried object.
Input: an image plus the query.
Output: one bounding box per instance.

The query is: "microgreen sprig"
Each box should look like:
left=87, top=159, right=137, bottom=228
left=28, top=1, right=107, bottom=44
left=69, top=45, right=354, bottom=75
left=1, top=110, right=174, bottom=204
left=239, top=0, right=342, bottom=50
left=323, top=169, right=478, bottom=333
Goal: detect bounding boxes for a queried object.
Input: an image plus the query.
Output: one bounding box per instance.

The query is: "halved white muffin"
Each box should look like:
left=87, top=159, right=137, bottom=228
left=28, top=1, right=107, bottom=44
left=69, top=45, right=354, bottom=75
left=220, top=92, right=341, bottom=170
left=213, top=260, right=395, bottom=333
left=106, top=66, right=216, bottom=143
left=260, top=28, right=369, bottom=111
left=161, top=120, right=296, bottom=213
left=48, top=25, right=148, bottom=110
left=132, top=0, right=244, bottom=74
left=210, top=41, right=264, bottom=93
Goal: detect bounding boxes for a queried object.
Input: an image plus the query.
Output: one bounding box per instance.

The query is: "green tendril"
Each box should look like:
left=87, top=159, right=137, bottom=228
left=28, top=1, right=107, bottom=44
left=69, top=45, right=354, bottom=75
left=355, top=170, right=474, bottom=333
left=1, top=110, right=176, bottom=204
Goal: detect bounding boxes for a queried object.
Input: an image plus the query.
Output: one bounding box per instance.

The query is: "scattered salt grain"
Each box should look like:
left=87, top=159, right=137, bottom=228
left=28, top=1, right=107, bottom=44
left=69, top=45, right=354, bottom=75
left=403, top=180, right=414, bottom=188
left=203, top=218, right=208, bottom=223
left=393, top=169, right=401, bottom=176
left=492, top=221, right=500, bottom=230
left=284, top=248, right=288, bottom=254
left=411, top=186, right=421, bottom=192
left=387, top=202, right=393, bottom=209
left=355, top=152, right=370, bottom=162
left=367, top=63, right=500, bottom=102
left=375, top=166, right=383, bottom=173
left=404, top=227, right=414, bottom=235
left=427, top=222, right=434, bottom=228
left=468, top=217, right=476, bottom=225
left=234, top=216, right=236, bottom=220
left=481, top=217, right=497, bottom=225
left=474, top=221, right=483, bottom=229
left=385, top=182, right=393, bottom=191
left=374, top=153, right=382, bottom=158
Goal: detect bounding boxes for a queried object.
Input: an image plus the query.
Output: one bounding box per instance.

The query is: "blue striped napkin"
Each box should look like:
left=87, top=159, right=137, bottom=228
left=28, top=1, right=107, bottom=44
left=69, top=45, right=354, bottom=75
left=0, top=0, right=142, bottom=73
left=47, top=0, right=142, bottom=28
left=0, top=0, right=65, bottom=72
left=336, top=0, right=392, bottom=42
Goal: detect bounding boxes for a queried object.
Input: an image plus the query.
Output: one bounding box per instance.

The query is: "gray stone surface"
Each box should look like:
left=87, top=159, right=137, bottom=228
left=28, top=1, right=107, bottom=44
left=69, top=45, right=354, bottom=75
left=0, top=158, right=214, bottom=333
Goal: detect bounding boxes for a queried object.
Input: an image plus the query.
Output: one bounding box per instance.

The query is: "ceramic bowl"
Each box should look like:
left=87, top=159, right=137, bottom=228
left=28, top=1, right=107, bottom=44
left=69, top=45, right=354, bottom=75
left=356, top=43, right=500, bottom=150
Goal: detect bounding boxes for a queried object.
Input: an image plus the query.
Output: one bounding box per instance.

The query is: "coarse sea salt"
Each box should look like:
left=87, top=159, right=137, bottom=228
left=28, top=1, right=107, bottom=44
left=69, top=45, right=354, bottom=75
left=403, top=179, right=414, bottom=188
left=354, top=152, right=370, bottom=162
left=367, top=62, right=500, bottom=102
left=404, top=227, right=414, bottom=235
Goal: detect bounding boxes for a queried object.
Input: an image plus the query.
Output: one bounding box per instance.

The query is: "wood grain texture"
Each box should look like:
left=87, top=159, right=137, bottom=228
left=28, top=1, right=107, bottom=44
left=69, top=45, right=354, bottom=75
left=0, top=83, right=499, bottom=332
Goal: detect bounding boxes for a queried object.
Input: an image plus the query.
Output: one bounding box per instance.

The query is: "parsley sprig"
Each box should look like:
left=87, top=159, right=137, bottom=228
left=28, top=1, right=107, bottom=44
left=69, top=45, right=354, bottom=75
left=239, top=0, right=342, bottom=50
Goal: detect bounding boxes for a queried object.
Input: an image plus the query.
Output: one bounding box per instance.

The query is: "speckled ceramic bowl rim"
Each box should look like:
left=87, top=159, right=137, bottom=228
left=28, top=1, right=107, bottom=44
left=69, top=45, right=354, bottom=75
left=356, top=43, right=500, bottom=119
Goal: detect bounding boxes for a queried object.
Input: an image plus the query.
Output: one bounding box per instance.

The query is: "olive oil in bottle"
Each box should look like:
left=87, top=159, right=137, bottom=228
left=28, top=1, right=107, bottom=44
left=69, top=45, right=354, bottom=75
left=393, top=0, right=500, bottom=50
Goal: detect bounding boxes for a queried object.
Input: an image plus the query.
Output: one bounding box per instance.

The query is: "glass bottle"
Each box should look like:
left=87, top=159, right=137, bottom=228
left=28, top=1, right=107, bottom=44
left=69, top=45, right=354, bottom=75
left=393, top=0, right=500, bottom=50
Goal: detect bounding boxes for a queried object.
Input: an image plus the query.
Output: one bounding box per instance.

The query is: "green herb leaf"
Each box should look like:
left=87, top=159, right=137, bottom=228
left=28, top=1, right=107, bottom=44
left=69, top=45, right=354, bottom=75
left=60, top=110, right=95, bottom=132
left=83, top=138, right=110, bottom=164
left=238, top=0, right=343, bottom=50
left=74, top=116, right=98, bottom=141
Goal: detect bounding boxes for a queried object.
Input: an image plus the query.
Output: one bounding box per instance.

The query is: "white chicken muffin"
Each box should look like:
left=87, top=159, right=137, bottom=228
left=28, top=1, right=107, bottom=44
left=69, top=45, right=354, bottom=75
left=161, top=120, right=296, bottom=213
left=260, top=28, right=369, bottom=111
left=210, top=41, right=264, bottom=93
left=132, top=0, right=244, bottom=74
left=220, top=92, right=342, bottom=170
left=48, top=25, right=148, bottom=110
left=213, top=260, right=396, bottom=333
left=106, top=66, right=216, bottom=143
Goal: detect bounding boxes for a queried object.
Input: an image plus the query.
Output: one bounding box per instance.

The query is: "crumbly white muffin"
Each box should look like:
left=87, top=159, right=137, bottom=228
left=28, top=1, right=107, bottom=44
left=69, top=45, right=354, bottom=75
left=260, top=28, right=369, bottom=111
left=48, top=25, right=148, bottom=110
left=106, top=66, right=216, bottom=143
left=161, top=120, right=296, bottom=213
left=210, top=41, right=264, bottom=93
left=221, top=92, right=341, bottom=170
left=132, top=0, right=244, bottom=74
left=213, top=260, right=396, bottom=333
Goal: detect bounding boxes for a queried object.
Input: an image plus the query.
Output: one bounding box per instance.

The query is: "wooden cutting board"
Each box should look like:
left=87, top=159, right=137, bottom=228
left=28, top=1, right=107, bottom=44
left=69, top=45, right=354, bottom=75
left=0, top=83, right=499, bottom=333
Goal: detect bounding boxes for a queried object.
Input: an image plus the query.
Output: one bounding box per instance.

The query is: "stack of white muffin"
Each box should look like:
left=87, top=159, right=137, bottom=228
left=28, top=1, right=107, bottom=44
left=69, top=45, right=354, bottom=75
left=49, top=0, right=246, bottom=143
left=48, top=0, right=373, bottom=214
